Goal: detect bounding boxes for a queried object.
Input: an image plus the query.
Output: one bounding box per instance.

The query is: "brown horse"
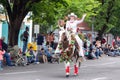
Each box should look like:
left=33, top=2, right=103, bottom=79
left=58, top=32, right=83, bottom=77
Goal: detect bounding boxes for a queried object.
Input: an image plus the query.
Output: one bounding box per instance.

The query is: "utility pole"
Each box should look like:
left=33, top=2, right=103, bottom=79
left=91, top=17, right=95, bottom=42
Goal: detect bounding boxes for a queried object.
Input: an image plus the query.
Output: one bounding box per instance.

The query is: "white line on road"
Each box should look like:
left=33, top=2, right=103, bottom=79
left=81, top=61, right=120, bottom=68
left=35, top=79, right=40, bottom=80
left=92, top=77, right=107, bottom=80
left=0, top=70, right=43, bottom=76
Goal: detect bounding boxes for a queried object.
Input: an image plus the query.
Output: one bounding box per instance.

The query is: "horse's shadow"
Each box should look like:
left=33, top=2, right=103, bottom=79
left=52, top=74, right=80, bottom=80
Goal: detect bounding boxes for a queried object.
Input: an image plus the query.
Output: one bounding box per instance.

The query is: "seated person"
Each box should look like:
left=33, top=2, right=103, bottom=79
left=103, top=44, right=109, bottom=54
left=44, top=45, right=53, bottom=63
left=107, top=46, right=116, bottom=57
left=26, top=47, right=35, bottom=63
left=36, top=48, right=48, bottom=63
left=1, top=37, right=14, bottom=66
left=88, top=43, right=96, bottom=59
left=114, top=44, right=120, bottom=56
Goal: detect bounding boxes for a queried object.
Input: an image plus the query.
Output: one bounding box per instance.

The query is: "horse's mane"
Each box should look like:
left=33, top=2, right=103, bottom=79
left=62, top=33, right=69, bottom=50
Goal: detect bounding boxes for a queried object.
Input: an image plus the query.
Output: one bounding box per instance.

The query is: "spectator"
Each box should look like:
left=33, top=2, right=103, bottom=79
left=83, top=41, right=88, bottom=57
left=1, top=37, right=14, bottom=66
left=112, top=39, right=116, bottom=48
left=0, top=38, right=2, bottom=49
left=88, top=43, right=96, bottom=59
left=26, top=47, right=35, bottom=64
left=44, top=45, right=53, bottom=63
left=107, top=46, right=116, bottom=57
left=95, top=40, right=102, bottom=59
left=46, top=32, right=54, bottom=48
left=103, top=44, right=109, bottom=54
left=114, top=45, right=120, bottom=56
left=37, top=48, right=48, bottom=63
left=0, top=48, right=5, bottom=70
left=37, top=33, right=44, bottom=51
left=22, top=27, right=29, bottom=54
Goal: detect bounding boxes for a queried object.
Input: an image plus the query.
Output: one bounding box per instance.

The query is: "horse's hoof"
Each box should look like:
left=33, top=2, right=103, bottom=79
left=74, top=73, right=78, bottom=76
left=66, top=75, right=69, bottom=77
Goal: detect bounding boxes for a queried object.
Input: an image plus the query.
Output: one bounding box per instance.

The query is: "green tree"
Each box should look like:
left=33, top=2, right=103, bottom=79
left=0, top=0, right=67, bottom=46
left=110, top=0, right=120, bottom=37
left=0, top=0, right=43, bottom=46
left=1, top=0, right=111, bottom=46
left=31, top=0, right=67, bottom=33
left=94, top=0, right=119, bottom=40
left=32, top=0, right=101, bottom=33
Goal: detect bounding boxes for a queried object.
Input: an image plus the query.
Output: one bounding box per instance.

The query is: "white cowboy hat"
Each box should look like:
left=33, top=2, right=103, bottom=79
left=68, top=13, right=77, bottom=18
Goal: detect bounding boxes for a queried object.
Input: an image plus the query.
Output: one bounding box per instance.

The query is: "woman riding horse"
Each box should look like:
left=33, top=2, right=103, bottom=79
left=64, top=13, right=86, bottom=77
left=55, top=13, right=86, bottom=77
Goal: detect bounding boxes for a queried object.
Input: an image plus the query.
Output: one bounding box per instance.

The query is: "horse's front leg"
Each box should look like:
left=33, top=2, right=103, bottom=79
left=64, top=61, right=70, bottom=77
left=73, top=60, right=79, bottom=76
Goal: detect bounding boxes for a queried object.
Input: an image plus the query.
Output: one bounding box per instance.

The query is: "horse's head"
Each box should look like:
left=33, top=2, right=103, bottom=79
left=59, top=32, right=69, bottom=50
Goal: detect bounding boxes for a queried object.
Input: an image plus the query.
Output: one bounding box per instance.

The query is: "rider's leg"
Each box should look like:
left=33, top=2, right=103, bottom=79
left=64, top=61, right=70, bottom=77
left=75, top=35, right=86, bottom=61
left=74, top=35, right=84, bottom=57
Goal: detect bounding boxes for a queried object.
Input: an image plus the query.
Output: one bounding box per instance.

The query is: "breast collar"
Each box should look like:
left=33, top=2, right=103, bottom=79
left=59, top=27, right=64, bottom=31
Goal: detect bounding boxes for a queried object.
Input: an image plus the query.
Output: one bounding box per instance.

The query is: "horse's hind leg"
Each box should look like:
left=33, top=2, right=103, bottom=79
left=64, top=61, right=70, bottom=77
left=73, top=56, right=82, bottom=76
left=77, top=57, right=82, bottom=68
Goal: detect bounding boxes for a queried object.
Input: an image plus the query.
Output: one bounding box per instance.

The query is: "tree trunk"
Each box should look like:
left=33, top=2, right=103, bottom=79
left=8, top=20, right=21, bottom=46
left=97, top=25, right=107, bottom=41
left=3, top=0, right=42, bottom=46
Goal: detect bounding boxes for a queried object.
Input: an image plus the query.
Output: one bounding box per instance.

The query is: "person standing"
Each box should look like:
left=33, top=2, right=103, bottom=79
left=46, top=32, right=54, bottom=48
left=22, top=27, right=29, bottom=54
left=37, top=33, right=44, bottom=50
left=0, top=48, right=5, bottom=70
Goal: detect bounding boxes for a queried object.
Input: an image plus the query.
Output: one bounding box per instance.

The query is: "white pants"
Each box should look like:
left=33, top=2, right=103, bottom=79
left=37, top=45, right=42, bottom=50
left=74, top=35, right=84, bottom=57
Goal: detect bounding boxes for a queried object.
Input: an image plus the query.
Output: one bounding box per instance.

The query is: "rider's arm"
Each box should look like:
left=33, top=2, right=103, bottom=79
left=65, top=21, right=70, bottom=31
left=76, top=14, right=87, bottom=24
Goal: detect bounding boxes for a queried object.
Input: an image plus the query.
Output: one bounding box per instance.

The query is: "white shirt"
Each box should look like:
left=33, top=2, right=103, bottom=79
left=66, top=16, right=85, bottom=33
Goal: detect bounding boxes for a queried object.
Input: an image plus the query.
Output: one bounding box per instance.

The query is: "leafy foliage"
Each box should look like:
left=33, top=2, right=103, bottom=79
left=31, top=0, right=101, bottom=33
left=109, top=0, right=120, bottom=36
left=93, top=0, right=120, bottom=37
left=1, top=0, right=120, bottom=45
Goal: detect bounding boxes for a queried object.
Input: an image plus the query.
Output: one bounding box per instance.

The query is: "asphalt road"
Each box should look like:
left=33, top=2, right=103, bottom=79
left=0, top=55, right=120, bottom=80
